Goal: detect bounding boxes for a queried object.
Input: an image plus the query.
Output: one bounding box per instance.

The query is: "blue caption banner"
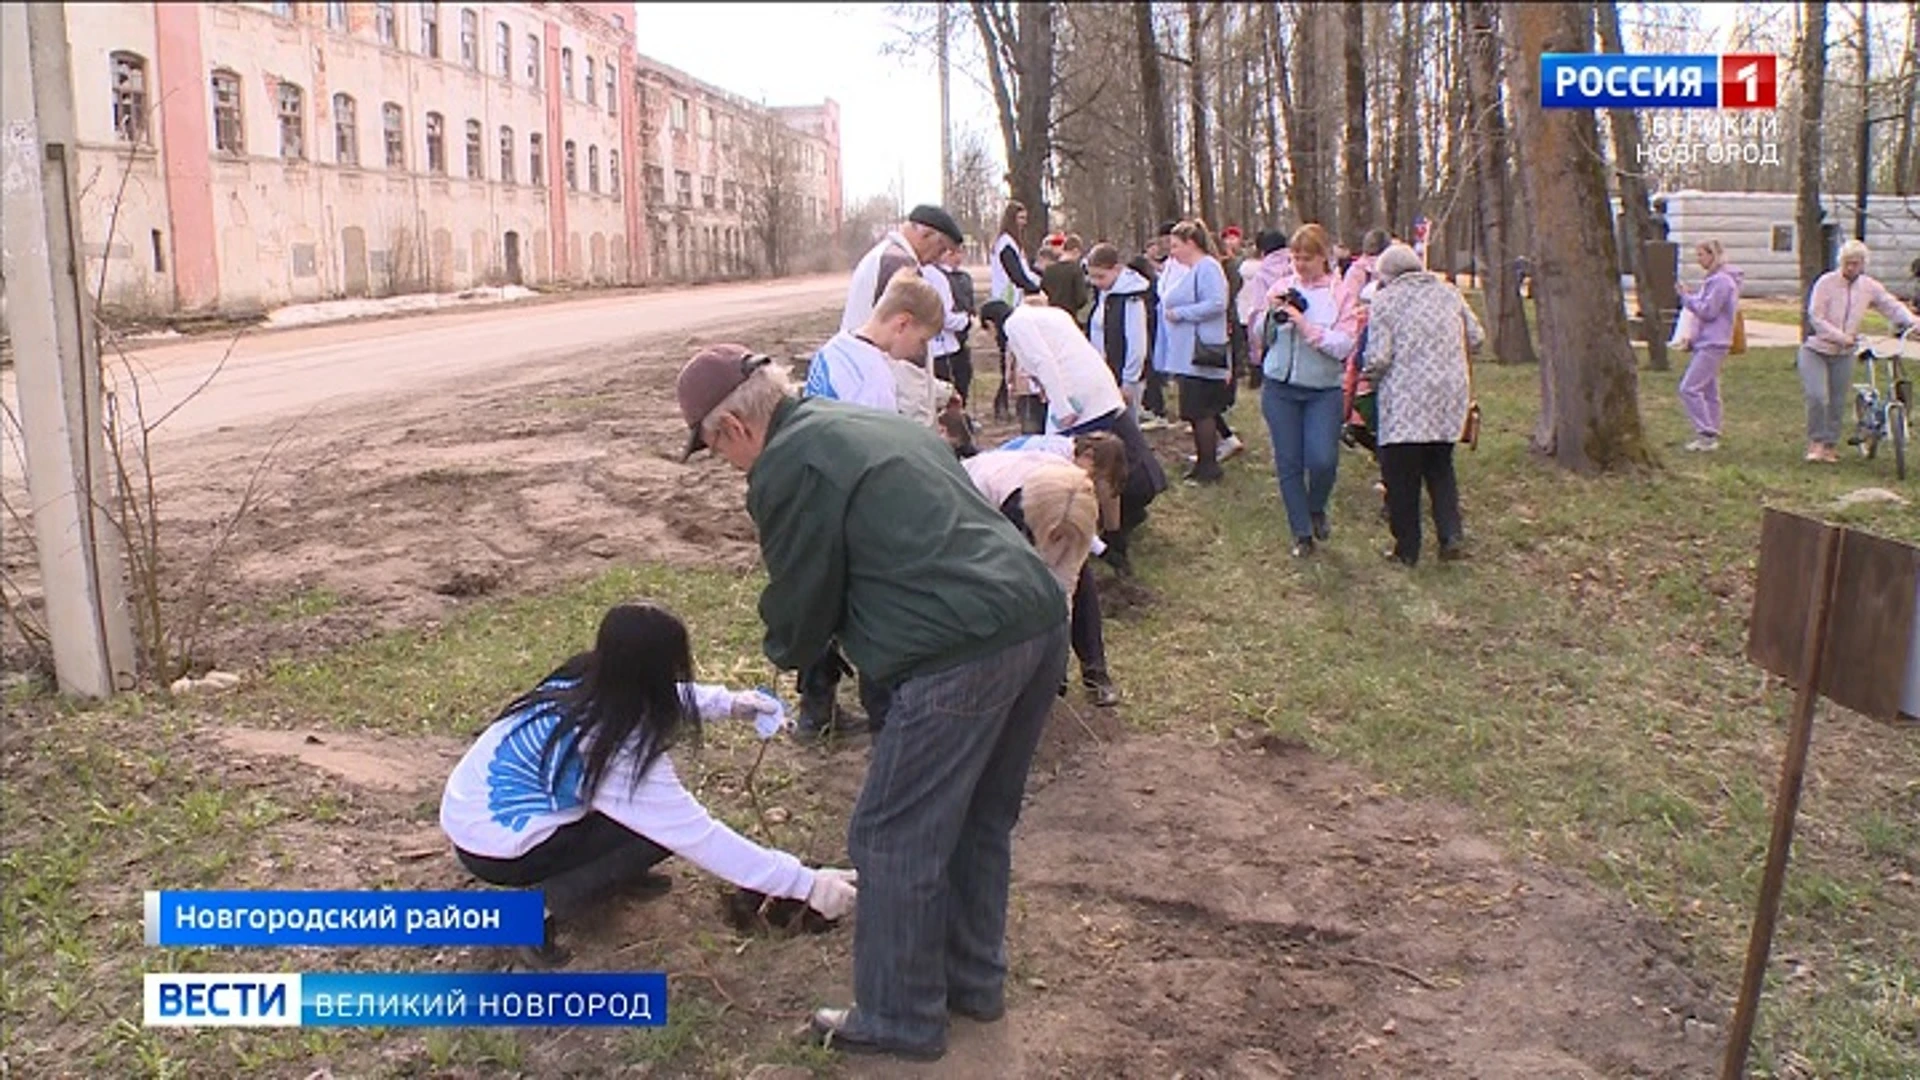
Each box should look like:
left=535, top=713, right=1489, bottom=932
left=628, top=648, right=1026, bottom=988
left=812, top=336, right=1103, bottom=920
left=145, top=890, right=545, bottom=947
left=144, top=972, right=669, bottom=1027
left=1540, top=53, right=1720, bottom=109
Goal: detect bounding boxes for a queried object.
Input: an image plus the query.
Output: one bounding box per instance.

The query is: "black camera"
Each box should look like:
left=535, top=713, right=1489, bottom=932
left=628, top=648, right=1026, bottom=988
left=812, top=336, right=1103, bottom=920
left=1272, top=286, right=1310, bottom=323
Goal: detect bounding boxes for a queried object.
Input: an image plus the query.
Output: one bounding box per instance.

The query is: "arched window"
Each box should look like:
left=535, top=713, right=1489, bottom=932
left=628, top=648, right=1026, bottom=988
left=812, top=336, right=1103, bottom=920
left=211, top=69, right=244, bottom=153
left=608, top=151, right=620, bottom=200
left=382, top=102, right=405, bottom=168
left=333, top=93, right=358, bottom=165
left=277, top=82, right=305, bottom=159
left=563, top=140, right=577, bottom=189
left=587, top=145, right=599, bottom=193
left=425, top=111, right=445, bottom=173
left=498, top=125, right=514, bottom=183
left=464, top=118, right=483, bottom=178
left=110, top=52, right=149, bottom=142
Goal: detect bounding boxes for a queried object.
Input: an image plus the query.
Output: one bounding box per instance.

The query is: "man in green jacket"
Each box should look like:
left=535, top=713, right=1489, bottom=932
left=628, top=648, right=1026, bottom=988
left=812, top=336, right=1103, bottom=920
left=677, top=344, right=1069, bottom=1062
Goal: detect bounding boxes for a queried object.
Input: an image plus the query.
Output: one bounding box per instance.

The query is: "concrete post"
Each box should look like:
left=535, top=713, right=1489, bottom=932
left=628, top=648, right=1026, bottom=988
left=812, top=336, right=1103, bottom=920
left=2, top=2, right=137, bottom=696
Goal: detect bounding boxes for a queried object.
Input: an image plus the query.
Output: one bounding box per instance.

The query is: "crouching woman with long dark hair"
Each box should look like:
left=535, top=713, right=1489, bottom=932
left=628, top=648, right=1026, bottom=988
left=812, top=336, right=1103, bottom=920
left=440, top=603, right=857, bottom=965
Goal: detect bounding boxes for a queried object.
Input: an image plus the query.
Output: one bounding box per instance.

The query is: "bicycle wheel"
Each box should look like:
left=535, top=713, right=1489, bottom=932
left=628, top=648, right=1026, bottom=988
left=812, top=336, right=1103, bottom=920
left=1892, top=402, right=1908, bottom=481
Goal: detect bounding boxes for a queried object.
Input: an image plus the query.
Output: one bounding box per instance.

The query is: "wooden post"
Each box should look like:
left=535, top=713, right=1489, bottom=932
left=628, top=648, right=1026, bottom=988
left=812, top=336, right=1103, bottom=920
left=1721, top=524, right=1845, bottom=1079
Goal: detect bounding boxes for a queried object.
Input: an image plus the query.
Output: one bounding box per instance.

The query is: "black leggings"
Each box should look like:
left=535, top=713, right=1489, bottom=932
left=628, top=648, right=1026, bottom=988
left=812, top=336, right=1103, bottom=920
left=1000, top=492, right=1108, bottom=680
left=457, top=812, right=671, bottom=918
left=935, top=348, right=973, bottom=406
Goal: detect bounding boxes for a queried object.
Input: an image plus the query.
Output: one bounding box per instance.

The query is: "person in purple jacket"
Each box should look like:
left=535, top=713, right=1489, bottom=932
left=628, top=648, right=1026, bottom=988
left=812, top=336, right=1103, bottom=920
left=1675, top=239, right=1744, bottom=453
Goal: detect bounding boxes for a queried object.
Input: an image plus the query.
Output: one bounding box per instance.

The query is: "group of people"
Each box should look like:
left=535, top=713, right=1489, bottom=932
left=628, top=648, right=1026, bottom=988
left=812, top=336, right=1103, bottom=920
left=1667, top=237, right=1916, bottom=462
left=412, top=195, right=1920, bottom=1066
left=987, top=204, right=1480, bottom=565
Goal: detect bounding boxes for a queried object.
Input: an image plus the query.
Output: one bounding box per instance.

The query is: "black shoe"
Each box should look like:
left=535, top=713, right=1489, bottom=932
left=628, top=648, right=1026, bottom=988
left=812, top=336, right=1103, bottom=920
left=810, top=1007, right=946, bottom=1061
left=620, top=871, right=673, bottom=901
left=1291, top=538, right=1315, bottom=558
left=1311, top=513, right=1331, bottom=542
left=1083, top=673, right=1120, bottom=708
left=1438, top=542, right=1468, bottom=563
left=513, top=916, right=571, bottom=970
left=1100, top=546, right=1134, bottom=578
left=1182, top=463, right=1224, bottom=485
left=1383, top=547, right=1417, bottom=567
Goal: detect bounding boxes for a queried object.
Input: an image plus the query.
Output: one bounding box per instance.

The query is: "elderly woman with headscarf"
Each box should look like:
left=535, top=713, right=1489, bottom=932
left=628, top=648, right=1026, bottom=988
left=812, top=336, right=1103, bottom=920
left=1799, top=238, right=1918, bottom=463
left=1674, top=239, right=1744, bottom=453
left=1361, top=243, right=1485, bottom=567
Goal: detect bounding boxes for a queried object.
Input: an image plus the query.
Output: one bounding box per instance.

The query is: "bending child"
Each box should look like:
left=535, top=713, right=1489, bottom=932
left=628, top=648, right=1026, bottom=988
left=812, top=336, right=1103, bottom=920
left=440, top=603, right=857, bottom=966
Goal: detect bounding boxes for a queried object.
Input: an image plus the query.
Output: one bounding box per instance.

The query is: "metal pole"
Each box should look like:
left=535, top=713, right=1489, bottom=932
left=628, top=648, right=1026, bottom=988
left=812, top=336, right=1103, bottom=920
left=1, top=2, right=137, bottom=696
left=1720, top=525, right=1845, bottom=1079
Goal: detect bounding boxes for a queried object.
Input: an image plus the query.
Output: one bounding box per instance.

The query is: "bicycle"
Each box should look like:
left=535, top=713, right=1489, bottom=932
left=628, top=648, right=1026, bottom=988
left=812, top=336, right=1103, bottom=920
left=1850, top=327, right=1913, bottom=480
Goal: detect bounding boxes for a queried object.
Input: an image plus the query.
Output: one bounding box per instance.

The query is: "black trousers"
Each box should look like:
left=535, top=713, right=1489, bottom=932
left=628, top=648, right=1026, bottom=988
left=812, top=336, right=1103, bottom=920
left=1378, top=441, right=1463, bottom=565
left=1070, top=560, right=1107, bottom=680
left=935, top=347, right=973, bottom=406
left=1143, top=366, right=1169, bottom=417
left=456, top=812, right=670, bottom=919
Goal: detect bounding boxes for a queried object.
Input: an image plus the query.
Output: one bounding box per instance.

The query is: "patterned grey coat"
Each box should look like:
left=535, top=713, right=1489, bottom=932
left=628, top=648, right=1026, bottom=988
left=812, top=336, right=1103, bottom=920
left=1361, top=272, right=1487, bottom=446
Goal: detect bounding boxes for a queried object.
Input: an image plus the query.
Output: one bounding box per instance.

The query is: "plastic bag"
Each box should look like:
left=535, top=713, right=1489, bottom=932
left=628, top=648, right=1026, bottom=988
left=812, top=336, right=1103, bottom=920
left=1669, top=307, right=1698, bottom=351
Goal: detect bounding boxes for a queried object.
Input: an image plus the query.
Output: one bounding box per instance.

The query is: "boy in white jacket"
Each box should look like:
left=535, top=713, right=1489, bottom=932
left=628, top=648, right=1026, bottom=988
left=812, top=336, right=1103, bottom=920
left=1000, top=298, right=1127, bottom=435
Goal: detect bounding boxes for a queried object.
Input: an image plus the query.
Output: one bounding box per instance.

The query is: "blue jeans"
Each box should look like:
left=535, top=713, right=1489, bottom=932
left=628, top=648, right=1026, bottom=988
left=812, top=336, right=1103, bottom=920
left=842, top=623, right=1070, bottom=1051
left=1260, top=380, right=1344, bottom=541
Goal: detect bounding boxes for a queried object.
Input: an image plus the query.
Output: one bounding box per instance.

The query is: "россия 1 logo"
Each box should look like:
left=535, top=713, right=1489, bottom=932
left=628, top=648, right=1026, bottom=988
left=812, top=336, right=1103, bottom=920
left=1541, top=54, right=1777, bottom=109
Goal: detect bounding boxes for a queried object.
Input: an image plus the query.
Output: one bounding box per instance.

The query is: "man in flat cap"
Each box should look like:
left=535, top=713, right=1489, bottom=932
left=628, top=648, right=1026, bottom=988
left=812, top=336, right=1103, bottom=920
left=677, top=345, right=1068, bottom=1062
left=841, top=204, right=964, bottom=334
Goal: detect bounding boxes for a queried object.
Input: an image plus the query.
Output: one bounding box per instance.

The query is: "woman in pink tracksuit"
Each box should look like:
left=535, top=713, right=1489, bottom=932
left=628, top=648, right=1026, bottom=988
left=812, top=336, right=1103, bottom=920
left=1675, top=239, right=1744, bottom=453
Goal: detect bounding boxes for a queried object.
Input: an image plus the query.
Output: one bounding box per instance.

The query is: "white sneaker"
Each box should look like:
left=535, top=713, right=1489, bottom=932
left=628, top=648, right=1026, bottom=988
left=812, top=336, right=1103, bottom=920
left=1683, top=436, right=1720, bottom=452
left=1219, top=435, right=1246, bottom=462
left=1139, top=414, right=1171, bottom=431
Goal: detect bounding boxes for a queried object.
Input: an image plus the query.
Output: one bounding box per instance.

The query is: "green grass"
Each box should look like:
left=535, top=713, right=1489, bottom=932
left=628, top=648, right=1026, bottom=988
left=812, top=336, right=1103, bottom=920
left=4, top=344, right=1918, bottom=1076
left=1742, top=299, right=1896, bottom=336
left=1102, top=345, right=1918, bottom=1076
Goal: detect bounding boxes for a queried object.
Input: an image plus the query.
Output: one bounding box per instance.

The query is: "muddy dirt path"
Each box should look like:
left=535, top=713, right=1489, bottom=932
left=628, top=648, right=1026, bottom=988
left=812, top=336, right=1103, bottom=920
left=197, top=709, right=1720, bottom=1078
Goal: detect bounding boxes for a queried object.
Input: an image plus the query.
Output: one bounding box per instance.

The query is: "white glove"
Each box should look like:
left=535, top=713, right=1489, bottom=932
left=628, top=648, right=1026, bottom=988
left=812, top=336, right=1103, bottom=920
left=805, top=868, right=858, bottom=921
left=730, top=688, right=790, bottom=740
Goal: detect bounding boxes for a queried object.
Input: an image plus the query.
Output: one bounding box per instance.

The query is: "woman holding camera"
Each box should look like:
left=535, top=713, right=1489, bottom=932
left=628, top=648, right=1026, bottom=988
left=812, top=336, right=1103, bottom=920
left=1258, top=224, right=1357, bottom=557
left=1155, top=220, right=1234, bottom=484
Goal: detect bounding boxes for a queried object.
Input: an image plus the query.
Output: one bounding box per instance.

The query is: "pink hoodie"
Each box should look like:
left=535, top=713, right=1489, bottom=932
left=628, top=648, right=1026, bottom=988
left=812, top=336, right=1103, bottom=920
left=1805, top=270, right=1916, bottom=355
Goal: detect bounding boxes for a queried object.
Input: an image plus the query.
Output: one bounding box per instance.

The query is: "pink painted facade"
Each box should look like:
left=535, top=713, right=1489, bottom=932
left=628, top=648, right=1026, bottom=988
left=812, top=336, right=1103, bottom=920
left=57, top=1, right=829, bottom=319
left=150, top=2, right=218, bottom=310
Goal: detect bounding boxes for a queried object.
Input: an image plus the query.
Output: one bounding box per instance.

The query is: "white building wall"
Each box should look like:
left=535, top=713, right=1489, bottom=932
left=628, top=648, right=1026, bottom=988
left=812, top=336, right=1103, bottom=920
left=65, top=2, right=175, bottom=319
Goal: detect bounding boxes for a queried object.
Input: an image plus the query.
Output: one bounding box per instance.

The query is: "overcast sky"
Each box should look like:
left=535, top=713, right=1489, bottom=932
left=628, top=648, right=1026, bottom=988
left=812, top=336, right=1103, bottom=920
left=630, top=3, right=1001, bottom=208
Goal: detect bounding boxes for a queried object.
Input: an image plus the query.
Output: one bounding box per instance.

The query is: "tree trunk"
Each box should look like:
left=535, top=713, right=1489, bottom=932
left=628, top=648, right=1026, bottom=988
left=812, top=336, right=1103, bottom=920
left=1135, top=2, right=1182, bottom=227
left=1281, top=3, right=1327, bottom=227
left=1011, top=2, right=1054, bottom=229
left=1891, top=0, right=1917, bottom=195
left=1594, top=0, right=1669, bottom=371
left=1507, top=0, right=1651, bottom=471
left=1268, top=1, right=1308, bottom=225
left=1464, top=2, right=1537, bottom=366
left=1259, top=16, right=1283, bottom=222
left=1386, top=1, right=1421, bottom=234
left=1186, top=1, right=1218, bottom=228
left=1797, top=1, right=1829, bottom=339
left=1340, top=2, right=1371, bottom=239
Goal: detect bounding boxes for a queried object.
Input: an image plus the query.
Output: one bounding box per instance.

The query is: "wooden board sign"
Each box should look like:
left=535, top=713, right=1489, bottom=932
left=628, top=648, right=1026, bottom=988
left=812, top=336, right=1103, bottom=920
left=1746, top=509, right=1920, bottom=722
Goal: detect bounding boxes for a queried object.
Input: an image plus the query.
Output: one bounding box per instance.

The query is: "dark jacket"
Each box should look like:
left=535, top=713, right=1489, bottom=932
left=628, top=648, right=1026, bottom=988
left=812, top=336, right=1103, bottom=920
left=1041, top=260, right=1093, bottom=325
left=747, top=397, right=1065, bottom=685
left=944, top=266, right=977, bottom=342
